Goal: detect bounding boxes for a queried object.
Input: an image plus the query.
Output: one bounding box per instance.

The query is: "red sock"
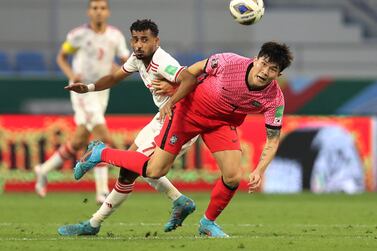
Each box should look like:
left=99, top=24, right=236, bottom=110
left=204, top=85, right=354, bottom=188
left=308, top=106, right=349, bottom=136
left=101, top=148, right=150, bottom=176
left=205, top=178, right=238, bottom=221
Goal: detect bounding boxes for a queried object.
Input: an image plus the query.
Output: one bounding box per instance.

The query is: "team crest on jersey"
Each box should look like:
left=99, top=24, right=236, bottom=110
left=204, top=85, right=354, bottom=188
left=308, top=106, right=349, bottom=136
left=164, top=65, right=178, bottom=76
left=169, top=135, right=178, bottom=145
left=273, top=105, right=284, bottom=124
left=210, top=58, right=218, bottom=69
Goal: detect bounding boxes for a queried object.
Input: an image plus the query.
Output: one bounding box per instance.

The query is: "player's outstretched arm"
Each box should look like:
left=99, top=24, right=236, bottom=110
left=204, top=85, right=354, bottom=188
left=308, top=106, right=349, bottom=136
left=152, top=58, right=207, bottom=96
left=64, top=67, right=131, bottom=93
left=159, top=69, right=197, bottom=121
left=248, top=127, right=281, bottom=193
left=187, top=59, right=207, bottom=77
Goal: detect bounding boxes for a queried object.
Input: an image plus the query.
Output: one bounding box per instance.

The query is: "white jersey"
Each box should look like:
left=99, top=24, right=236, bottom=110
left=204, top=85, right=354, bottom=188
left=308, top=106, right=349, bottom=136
left=67, top=24, right=130, bottom=83
left=121, top=47, right=185, bottom=108
left=121, top=47, right=197, bottom=156
left=65, top=24, right=129, bottom=130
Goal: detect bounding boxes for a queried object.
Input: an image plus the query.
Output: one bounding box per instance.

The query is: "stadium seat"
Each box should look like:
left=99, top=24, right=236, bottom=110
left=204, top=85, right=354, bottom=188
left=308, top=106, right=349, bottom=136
left=0, top=51, right=13, bottom=75
left=15, top=51, right=48, bottom=75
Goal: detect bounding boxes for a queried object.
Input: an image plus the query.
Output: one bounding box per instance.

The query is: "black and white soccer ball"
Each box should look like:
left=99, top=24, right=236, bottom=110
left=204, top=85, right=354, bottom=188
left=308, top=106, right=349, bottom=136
left=229, top=0, right=265, bottom=25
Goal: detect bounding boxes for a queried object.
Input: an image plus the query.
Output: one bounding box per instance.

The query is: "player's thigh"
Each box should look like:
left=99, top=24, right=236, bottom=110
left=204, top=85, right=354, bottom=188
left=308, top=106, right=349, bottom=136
left=202, top=125, right=241, bottom=153
left=134, top=113, right=162, bottom=156
left=202, top=125, right=242, bottom=185
left=145, top=147, right=176, bottom=178
left=71, top=125, right=90, bottom=149
left=212, top=150, right=242, bottom=186
left=154, top=110, right=200, bottom=156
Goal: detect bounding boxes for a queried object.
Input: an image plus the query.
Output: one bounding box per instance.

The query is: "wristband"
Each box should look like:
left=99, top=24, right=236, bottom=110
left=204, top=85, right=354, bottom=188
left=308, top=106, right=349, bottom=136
left=87, top=83, right=95, bottom=92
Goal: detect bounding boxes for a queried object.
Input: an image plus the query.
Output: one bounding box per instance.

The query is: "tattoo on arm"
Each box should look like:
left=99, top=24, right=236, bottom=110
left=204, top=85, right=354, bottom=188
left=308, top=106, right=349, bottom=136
left=259, top=128, right=281, bottom=162
left=266, top=128, right=281, bottom=140
left=260, top=145, right=272, bottom=162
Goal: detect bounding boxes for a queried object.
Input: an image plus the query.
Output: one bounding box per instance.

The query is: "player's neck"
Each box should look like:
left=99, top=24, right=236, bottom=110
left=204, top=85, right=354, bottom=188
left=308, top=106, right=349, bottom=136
left=90, top=22, right=107, bottom=33
left=142, top=52, right=156, bottom=67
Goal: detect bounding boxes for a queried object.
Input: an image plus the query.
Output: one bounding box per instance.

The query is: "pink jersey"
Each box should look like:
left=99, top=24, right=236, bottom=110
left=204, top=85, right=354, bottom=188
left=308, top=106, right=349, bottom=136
left=181, top=53, right=285, bottom=127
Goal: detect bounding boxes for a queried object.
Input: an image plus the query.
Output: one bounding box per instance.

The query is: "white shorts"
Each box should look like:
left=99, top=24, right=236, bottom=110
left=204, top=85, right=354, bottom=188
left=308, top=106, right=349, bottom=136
left=70, top=89, right=109, bottom=131
left=134, top=112, right=199, bottom=157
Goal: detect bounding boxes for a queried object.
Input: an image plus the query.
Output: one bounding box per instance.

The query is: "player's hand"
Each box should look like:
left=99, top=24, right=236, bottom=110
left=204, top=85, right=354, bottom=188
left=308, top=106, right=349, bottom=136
left=159, top=100, right=174, bottom=121
left=64, top=82, right=89, bottom=93
left=248, top=170, right=262, bottom=194
left=152, top=79, right=177, bottom=96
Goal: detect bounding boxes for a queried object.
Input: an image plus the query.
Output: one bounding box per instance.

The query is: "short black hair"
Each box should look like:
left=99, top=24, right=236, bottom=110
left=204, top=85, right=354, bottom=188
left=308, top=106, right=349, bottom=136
left=257, top=42, right=293, bottom=72
left=130, top=19, right=159, bottom=37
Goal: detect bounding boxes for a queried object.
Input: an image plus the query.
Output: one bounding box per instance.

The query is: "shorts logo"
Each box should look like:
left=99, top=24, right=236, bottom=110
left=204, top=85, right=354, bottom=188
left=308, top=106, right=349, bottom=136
left=210, top=58, right=218, bottom=69
left=169, top=135, right=178, bottom=145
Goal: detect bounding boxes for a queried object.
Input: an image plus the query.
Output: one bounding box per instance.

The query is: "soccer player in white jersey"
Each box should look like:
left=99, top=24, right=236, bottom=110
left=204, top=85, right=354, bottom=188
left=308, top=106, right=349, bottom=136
left=68, top=41, right=293, bottom=237
left=57, top=19, right=197, bottom=236
left=34, top=0, right=129, bottom=203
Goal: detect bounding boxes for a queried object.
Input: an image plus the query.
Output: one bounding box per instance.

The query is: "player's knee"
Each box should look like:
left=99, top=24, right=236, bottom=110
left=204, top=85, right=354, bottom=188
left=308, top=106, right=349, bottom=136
left=118, top=168, right=138, bottom=183
left=222, top=171, right=242, bottom=187
left=145, top=167, right=167, bottom=179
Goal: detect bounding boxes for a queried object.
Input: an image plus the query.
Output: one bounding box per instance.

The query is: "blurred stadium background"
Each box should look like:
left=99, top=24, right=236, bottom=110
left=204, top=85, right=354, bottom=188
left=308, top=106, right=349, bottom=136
left=0, top=0, right=377, bottom=194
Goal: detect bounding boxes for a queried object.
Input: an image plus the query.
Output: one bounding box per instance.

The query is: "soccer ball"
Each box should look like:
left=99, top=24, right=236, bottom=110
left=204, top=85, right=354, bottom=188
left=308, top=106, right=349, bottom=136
left=229, top=0, right=265, bottom=25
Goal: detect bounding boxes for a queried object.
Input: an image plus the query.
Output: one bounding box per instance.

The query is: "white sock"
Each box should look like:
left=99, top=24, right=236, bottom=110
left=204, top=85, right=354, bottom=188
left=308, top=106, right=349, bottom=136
left=40, top=152, right=64, bottom=175
left=143, top=176, right=182, bottom=201
left=94, top=165, right=109, bottom=196
left=90, top=189, right=130, bottom=228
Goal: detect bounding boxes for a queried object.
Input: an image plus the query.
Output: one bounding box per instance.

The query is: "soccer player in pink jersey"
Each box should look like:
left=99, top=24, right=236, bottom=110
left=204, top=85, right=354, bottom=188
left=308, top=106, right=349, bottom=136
left=69, top=41, right=293, bottom=237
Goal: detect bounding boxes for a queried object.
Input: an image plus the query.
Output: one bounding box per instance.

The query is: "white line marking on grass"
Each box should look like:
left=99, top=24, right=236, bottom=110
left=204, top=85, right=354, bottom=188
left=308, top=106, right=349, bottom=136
left=1, top=222, right=376, bottom=228
left=1, top=234, right=376, bottom=242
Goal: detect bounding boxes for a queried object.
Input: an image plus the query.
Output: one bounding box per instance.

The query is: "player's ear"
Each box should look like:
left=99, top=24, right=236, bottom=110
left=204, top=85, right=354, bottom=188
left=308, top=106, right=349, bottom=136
left=155, top=37, right=160, bottom=47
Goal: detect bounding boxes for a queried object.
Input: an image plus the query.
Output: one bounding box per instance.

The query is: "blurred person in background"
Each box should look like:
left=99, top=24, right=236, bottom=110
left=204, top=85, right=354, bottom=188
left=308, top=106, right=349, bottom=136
left=34, top=0, right=130, bottom=203
left=57, top=19, right=197, bottom=236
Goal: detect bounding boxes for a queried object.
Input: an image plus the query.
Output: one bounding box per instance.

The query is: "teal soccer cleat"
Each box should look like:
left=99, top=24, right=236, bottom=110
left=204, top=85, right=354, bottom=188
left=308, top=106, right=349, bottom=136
left=198, top=217, right=229, bottom=238
left=74, top=140, right=106, bottom=180
left=57, top=220, right=100, bottom=236
left=164, top=195, right=196, bottom=232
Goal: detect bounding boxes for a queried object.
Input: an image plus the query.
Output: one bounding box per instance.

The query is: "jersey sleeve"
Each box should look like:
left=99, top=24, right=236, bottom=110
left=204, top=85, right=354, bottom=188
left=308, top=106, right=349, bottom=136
left=115, top=32, right=130, bottom=59
left=264, top=92, right=285, bottom=128
left=62, top=28, right=83, bottom=54
left=121, top=53, right=138, bottom=73
left=156, top=57, right=185, bottom=83
left=203, top=53, right=224, bottom=76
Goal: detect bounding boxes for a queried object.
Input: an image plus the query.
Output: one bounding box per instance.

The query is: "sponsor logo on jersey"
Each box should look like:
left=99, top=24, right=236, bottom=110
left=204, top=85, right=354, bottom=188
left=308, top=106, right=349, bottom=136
left=273, top=105, right=284, bottom=124
left=164, top=65, right=179, bottom=76
left=169, top=135, right=178, bottom=145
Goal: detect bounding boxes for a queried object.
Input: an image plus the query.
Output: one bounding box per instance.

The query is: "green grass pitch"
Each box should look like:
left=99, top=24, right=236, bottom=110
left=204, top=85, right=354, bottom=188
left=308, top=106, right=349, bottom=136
left=0, top=192, right=377, bottom=251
